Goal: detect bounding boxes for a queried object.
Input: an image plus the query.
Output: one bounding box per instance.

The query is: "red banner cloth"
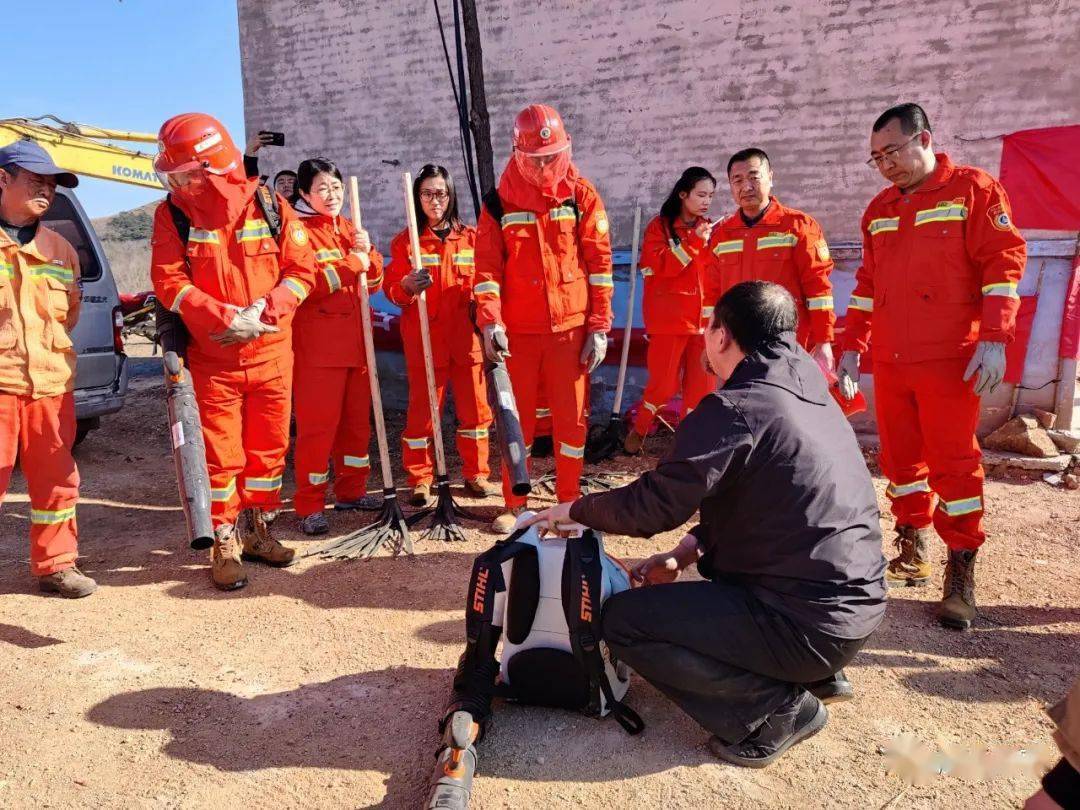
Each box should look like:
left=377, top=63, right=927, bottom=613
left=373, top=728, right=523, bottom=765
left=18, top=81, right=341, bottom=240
left=1058, top=254, right=1080, bottom=360
left=1000, top=125, right=1080, bottom=231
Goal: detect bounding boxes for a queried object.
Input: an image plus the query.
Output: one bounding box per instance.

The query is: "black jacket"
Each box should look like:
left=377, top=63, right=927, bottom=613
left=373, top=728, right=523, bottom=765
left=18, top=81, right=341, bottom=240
left=571, top=332, right=886, bottom=638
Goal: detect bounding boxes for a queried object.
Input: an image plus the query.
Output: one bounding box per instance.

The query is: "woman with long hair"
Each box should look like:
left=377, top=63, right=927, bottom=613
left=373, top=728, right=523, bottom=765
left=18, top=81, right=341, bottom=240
left=624, top=166, right=719, bottom=454
left=291, top=157, right=384, bottom=535
left=386, top=164, right=495, bottom=505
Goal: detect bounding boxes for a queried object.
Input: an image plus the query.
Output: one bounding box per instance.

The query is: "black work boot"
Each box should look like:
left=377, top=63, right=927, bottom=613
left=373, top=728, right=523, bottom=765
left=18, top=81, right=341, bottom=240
left=938, top=548, right=978, bottom=630
left=806, top=670, right=854, bottom=704
left=709, top=692, right=828, bottom=768
left=884, top=525, right=932, bottom=588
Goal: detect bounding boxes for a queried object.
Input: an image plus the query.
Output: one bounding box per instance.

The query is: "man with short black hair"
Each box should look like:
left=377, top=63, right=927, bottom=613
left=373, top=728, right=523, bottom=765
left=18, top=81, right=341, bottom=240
left=525, top=281, right=886, bottom=768
left=838, top=102, right=1026, bottom=629
left=709, top=148, right=836, bottom=370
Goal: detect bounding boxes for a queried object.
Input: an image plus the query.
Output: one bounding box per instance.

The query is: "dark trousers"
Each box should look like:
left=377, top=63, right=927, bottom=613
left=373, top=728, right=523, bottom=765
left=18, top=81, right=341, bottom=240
left=602, top=579, right=869, bottom=744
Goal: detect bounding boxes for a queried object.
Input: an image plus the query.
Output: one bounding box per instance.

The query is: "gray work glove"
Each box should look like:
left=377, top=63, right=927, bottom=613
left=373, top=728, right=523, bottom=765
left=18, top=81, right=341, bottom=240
left=579, top=331, right=609, bottom=373
left=837, top=350, right=861, bottom=401
left=963, top=340, right=1007, bottom=396
left=401, top=269, right=433, bottom=297
left=211, top=299, right=279, bottom=346
left=482, top=323, right=510, bottom=364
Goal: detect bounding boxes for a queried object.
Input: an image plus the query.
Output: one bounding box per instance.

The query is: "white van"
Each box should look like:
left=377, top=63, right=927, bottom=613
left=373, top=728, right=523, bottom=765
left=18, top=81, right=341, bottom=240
left=42, top=187, right=129, bottom=444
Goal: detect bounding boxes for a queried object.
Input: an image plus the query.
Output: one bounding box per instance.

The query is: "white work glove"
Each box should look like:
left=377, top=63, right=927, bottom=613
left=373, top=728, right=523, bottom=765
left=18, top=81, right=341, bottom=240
left=211, top=299, right=279, bottom=346
left=579, top=331, right=608, bottom=373
left=482, top=323, right=510, bottom=363
left=963, top=340, right=1007, bottom=396
left=837, top=350, right=861, bottom=401
left=401, top=269, right=433, bottom=297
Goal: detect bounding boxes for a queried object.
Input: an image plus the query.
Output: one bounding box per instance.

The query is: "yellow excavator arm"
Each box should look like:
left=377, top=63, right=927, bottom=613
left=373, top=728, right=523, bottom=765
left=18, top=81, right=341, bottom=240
left=0, top=116, right=162, bottom=190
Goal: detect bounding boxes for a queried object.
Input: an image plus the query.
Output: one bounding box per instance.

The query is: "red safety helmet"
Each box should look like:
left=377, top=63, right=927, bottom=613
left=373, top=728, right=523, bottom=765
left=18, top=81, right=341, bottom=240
left=154, top=113, right=240, bottom=177
left=512, top=104, right=570, bottom=156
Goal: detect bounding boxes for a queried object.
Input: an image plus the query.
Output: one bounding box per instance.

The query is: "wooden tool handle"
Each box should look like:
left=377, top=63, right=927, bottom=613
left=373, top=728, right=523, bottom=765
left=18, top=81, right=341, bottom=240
left=612, top=204, right=642, bottom=415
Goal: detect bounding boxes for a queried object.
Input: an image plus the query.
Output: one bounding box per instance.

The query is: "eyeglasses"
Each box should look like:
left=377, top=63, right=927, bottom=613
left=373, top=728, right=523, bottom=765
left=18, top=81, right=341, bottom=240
left=866, top=132, right=923, bottom=167
left=420, top=190, right=450, bottom=202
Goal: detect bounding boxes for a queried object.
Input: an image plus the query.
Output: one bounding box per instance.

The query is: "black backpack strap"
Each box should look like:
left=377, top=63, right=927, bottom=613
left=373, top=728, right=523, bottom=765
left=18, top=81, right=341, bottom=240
left=562, top=532, right=645, bottom=735
left=254, top=184, right=282, bottom=240
left=482, top=188, right=504, bottom=224
left=166, top=195, right=191, bottom=246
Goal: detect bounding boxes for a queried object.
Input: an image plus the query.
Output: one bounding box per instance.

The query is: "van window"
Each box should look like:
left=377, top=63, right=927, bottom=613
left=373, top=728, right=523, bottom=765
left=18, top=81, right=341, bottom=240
left=42, top=194, right=102, bottom=283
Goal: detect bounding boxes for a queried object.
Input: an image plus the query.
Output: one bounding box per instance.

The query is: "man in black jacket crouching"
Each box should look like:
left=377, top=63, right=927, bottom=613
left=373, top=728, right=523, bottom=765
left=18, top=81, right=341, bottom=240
left=523, top=280, right=886, bottom=768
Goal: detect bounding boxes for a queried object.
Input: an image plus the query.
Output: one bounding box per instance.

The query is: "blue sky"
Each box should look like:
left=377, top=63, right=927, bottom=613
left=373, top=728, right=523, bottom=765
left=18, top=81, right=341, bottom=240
left=3, top=0, right=244, bottom=219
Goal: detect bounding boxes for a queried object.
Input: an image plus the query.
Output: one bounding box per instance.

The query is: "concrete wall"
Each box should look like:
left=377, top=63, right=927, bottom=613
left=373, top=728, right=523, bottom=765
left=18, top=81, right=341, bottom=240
left=237, top=0, right=1080, bottom=251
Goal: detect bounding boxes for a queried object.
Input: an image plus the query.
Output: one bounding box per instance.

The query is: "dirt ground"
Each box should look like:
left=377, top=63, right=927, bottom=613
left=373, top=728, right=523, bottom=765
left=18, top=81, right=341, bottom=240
left=2, top=372, right=1078, bottom=810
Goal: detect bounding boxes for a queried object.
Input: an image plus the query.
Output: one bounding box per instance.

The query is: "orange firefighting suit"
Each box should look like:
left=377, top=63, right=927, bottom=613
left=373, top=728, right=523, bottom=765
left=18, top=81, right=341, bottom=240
left=0, top=225, right=82, bottom=575
left=150, top=184, right=318, bottom=528
left=474, top=160, right=614, bottom=506
left=291, top=211, right=383, bottom=516
left=708, top=195, right=836, bottom=350
left=842, top=153, right=1026, bottom=550
left=387, top=224, right=491, bottom=486
left=632, top=215, right=718, bottom=437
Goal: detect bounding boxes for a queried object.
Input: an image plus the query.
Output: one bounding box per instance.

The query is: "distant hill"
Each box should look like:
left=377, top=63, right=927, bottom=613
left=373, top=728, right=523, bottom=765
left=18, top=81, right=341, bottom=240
left=93, top=202, right=159, bottom=293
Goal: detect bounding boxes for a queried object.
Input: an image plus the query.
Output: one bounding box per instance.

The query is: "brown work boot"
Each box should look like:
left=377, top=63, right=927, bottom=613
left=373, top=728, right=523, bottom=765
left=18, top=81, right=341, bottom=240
left=884, top=525, right=932, bottom=588
left=491, top=506, right=525, bottom=534
left=939, top=548, right=978, bottom=630
left=462, top=477, right=498, bottom=498
left=211, top=524, right=247, bottom=591
left=410, top=482, right=433, bottom=507
left=37, top=566, right=98, bottom=599
left=623, top=430, right=645, bottom=455
left=239, top=508, right=296, bottom=567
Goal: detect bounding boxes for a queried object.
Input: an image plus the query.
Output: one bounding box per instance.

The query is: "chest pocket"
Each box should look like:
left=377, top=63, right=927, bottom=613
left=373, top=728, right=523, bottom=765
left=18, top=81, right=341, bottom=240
left=451, top=248, right=475, bottom=282
left=38, top=271, right=72, bottom=322
left=754, top=235, right=796, bottom=284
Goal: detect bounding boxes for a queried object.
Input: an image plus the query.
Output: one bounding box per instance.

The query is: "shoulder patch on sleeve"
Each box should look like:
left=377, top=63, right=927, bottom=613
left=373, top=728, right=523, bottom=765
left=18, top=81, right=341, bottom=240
left=290, top=223, right=309, bottom=246
left=987, top=202, right=1012, bottom=232
left=595, top=215, right=609, bottom=236
left=815, top=239, right=830, bottom=262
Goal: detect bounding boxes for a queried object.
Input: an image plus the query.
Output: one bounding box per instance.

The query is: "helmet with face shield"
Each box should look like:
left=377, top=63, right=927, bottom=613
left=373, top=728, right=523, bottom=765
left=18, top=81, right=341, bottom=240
left=512, top=104, right=572, bottom=191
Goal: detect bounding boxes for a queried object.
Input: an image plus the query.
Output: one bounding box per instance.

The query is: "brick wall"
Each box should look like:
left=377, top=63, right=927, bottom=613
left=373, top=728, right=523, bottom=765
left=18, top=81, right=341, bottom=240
left=238, top=0, right=1080, bottom=250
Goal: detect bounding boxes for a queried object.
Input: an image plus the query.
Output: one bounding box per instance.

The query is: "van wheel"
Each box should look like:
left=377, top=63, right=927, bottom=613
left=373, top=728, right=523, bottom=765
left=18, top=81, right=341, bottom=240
left=74, top=417, right=100, bottom=447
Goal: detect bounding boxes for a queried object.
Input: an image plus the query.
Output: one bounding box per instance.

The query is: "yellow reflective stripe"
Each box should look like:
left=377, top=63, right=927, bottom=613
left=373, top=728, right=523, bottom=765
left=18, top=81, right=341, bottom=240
left=535, top=407, right=551, bottom=418
left=245, top=476, right=282, bottom=491
left=457, top=428, right=489, bottom=440
left=549, top=205, right=576, bottom=222
left=982, top=282, right=1019, bottom=299
left=452, top=251, right=475, bottom=266
left=643, top=401, right=660, bottom=414
left=420, top=253, right=441, bottom=266
left=588, top=273, right=614, bottom=287
left=559, top=442, right=585, bottom=459
left=343, top=455, right=370, bottom=468
left=712, top=239, right=744, bottom=256
left=189, top=228, right=220, bottom=244
left=886, top=479, right=931, bottom=499
left=211, top=478, right=237, bottom=502
left=501, top=211, right=536, bottom=227
left=283, top=278, right=309, bottom=301
left=0, top=260, right=13, bottom=280
left=938, top=495, right=982, bottom=516
left=235, top=220, right=273, bottom=242
left=806, top=296, right=834, bottom=311
left=670, top=240, right=692, bottom=267
left=30, top=506, right=76, bottom=525
left=308, top=470, right=330, bottom=485
left=323, top=265, right=342, bottom=292
left=367, top=273, right=383, bottom=289
left=403, top=436, right=429, bottom=450
left=867, top=217, right=900, bottom=235
left=315, top=248, right=344, bottom=263
left=474, top=280, right=500, bottom=296
left=639, top=266, right=654, bottom=277
left=848, top=295, right=873, bottom=313
left=914, top=205, right=968, bottom=226
left=30, top=264, right=75, bottom=285
left=171, top=284, right=195, bottom=313
left=756, top=234, right=798, bottom=250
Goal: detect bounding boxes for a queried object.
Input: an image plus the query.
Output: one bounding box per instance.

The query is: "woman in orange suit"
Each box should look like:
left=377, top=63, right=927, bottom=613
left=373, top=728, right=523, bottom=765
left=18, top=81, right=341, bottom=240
left=386, top=165, right=495, bottom=506
left=625, top=167, right=719, bottom=454
left=291, top=157, right=384, bottom=535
